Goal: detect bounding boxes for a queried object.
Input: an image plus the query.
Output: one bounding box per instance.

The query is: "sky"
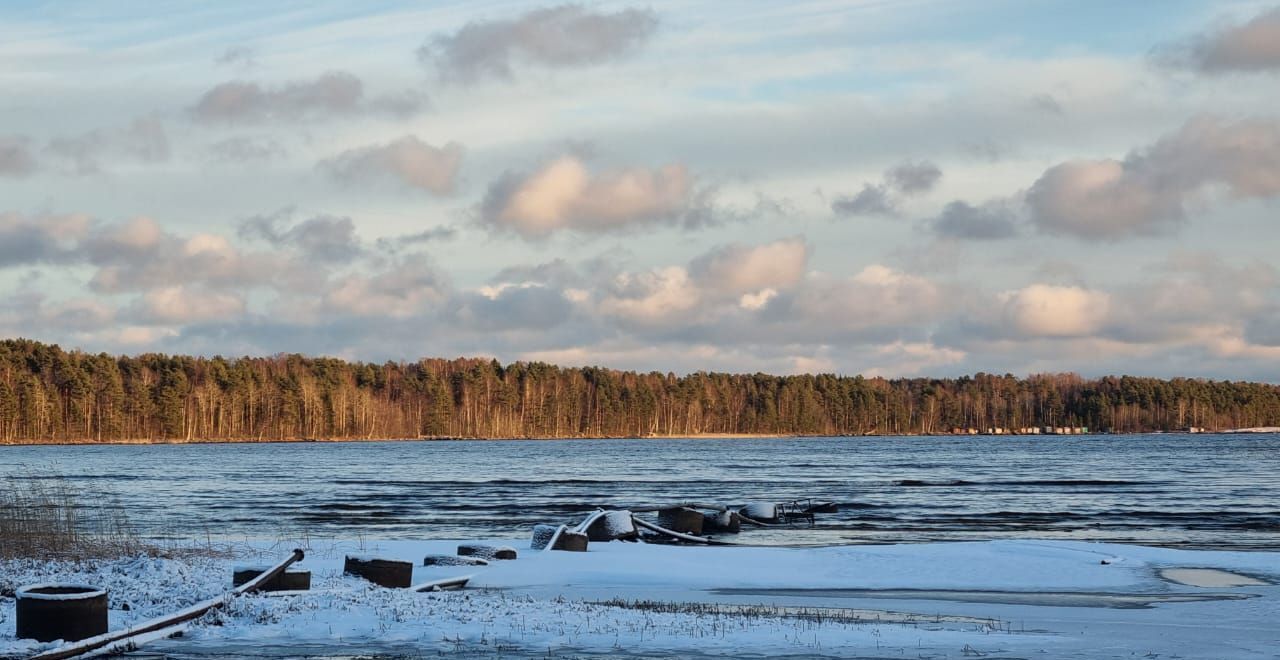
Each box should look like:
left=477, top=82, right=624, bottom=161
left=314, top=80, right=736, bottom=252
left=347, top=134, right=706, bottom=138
left=2, top=0, right=1280, bottom=380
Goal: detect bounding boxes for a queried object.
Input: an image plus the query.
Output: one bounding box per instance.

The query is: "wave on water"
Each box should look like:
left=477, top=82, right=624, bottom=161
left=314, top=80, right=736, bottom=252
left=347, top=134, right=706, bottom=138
left=893, top=479, right=1154, bottom=487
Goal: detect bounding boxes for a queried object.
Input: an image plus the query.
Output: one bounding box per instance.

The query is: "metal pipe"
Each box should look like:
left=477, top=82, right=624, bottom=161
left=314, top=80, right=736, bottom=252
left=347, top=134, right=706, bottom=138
left=631, top=515, right=736, bottom=545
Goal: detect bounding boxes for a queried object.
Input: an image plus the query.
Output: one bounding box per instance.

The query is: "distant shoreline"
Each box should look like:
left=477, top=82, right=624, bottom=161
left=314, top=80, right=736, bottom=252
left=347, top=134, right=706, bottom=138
left=2, top=429, right=1272, bottom=448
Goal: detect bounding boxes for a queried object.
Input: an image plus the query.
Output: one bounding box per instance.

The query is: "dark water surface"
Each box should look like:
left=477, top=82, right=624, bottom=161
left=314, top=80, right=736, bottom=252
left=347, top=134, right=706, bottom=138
left=3, top=434, right=1277, bottom=549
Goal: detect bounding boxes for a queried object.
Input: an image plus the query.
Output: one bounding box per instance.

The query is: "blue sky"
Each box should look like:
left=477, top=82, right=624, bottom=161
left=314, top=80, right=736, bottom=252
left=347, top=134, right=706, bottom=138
left=2, top=1, right=1280, bottom=379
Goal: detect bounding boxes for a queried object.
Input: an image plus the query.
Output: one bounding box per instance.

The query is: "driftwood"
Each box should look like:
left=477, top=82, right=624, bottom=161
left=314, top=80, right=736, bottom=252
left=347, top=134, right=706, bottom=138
left=30, top=549, right=304, bottom=660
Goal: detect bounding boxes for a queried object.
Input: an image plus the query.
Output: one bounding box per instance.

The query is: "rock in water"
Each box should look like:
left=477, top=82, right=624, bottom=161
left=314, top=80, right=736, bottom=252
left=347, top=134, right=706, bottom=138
left=658, top=507, right=705, bottom=535
left=458, top=544, right=518, bottom=560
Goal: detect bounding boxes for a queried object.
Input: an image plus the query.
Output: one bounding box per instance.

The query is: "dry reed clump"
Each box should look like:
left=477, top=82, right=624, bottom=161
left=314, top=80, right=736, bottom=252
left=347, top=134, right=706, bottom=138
left=0, top=470, right=151, bottom=560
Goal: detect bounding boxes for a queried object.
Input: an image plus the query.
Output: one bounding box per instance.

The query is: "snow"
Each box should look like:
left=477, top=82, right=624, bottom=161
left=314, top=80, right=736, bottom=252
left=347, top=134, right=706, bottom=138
left=1160, top=567, right=1268, bottom=587
left=2, top=539, right=1277, bottom=658
left=741, top=501, right=777, bottom=521
left=576, top=508, right=635, bottom=538
left=14, top=585, right=106, bottom=601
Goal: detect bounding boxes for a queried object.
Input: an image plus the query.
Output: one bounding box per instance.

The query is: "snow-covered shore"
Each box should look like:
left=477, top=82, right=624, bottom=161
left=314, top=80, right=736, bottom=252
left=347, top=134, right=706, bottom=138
left=2, top=539, right=1277, bottom=658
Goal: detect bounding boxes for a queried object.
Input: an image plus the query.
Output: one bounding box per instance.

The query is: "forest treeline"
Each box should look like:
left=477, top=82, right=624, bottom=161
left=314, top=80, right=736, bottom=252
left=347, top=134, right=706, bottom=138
left=1, top=338, right=1278, bottom=443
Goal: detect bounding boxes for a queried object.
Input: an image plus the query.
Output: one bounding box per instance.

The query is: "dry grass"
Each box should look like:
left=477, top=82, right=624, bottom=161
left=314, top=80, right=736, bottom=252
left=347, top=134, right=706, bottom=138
left=0, top=468, right=153, bottom=560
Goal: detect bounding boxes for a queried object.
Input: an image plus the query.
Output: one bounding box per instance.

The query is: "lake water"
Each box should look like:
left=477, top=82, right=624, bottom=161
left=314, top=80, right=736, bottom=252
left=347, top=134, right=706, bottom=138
left=3, top=434, right=1278, bottom=550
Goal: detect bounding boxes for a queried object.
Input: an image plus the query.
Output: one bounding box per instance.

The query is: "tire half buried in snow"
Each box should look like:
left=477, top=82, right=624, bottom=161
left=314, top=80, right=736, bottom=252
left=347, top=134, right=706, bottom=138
left=16, top=584, right=108, bottom=643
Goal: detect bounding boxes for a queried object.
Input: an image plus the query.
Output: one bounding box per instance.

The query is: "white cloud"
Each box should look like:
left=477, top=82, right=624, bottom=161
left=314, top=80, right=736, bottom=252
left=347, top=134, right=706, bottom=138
left=137, top=286, right=245, bottom=324
left=320, top=136, right=463, bottom=194
left=1157, top=7, right=1280, bottom=74
left=690, top=237, right=808, bottom=296
left=1027, top=116, right=1280, bottom=239
left=481, top=155, right=692, bottom=237
left=420, top=4, right=659, bottom=83
left=1002, top=284, right=1111, bottom=337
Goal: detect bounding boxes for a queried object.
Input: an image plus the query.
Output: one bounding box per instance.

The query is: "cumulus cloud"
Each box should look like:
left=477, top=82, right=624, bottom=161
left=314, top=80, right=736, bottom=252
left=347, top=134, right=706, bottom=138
left=323, top=257, right=449, bottom=318
left=832, top=160, right=942, bottom=217
left=455, top=283, right=576, bottom=331
left=928, top=200, right=1019, bottom=240
left=190, top=72, right=424, bottom=124
left=588, top=238, right=813, bottom=327
left=689, top=237, right=809, bottom=296
left=135, top=286, right=246, bottom=324
left=480, top=155, right=693, bottom=237
left=1156, top=7, right=1280, bottom=74
left=319, top=136, right=463, bottom=194
left=420, top=4, right=658, bottom=83
left=0, top=212, right=89, bottom=266
left=1002, top=284, right=1111, bottom=337
left=885, top=161, right=943, bottom=195
left=238, top=210, right=363, bottom=262
left=597, top=266, right=701, bottom=325
left=765, top=265, right=950, bottom=340
left=0, top=136, right=37, bottom=177
left=75, top=217, right=320, bottom=294
left=831, top=184, right=894, bottom=216
left=1027, top=116, right=1280, bottom=239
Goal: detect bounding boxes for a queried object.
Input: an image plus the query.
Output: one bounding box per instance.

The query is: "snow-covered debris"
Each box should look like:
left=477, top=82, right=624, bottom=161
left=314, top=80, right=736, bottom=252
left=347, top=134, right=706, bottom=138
left=578, top=509, right=637, bottom=541
left=456, top=544, right=516, bottom=560
left=1, top=539, right=1277, bottom=659
left=740, top=501, right=778, bottom=522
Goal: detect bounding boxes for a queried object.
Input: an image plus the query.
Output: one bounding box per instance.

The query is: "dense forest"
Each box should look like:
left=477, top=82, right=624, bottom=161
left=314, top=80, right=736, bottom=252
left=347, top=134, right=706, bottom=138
left=0, top=338, right=1278, bottom=443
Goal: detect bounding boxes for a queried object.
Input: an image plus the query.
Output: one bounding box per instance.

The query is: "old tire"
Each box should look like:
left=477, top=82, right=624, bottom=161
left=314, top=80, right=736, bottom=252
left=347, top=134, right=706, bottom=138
left=16, top=584, right=108, bottom=643
left=658, top=507, right=705, bottom=535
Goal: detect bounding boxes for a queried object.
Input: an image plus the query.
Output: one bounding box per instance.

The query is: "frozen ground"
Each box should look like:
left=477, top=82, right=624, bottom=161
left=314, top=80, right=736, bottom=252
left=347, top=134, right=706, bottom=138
left=1, top=538, right=1277, bottom=659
